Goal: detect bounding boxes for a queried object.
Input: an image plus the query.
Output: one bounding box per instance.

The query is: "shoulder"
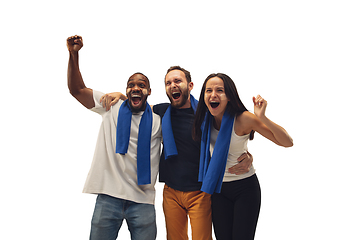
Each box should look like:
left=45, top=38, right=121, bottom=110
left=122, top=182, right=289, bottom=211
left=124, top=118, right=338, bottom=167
left=89, top=90, right=105, bottom=114
left=151, top=111, right=162, bottom=138
left=237, top=111, right=257, bottom=122
left=152, top=111, right=161, bottom=122
left=91, top=90, right=124, bottom=115
left=153, top=103, right=170, bottom=117
left=234, top=111, right=260, bottom=135
left=92, top=90, right=104, bottom=103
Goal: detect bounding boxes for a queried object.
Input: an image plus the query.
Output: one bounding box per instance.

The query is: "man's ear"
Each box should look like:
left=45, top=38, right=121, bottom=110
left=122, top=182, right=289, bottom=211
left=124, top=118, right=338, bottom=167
left=188, top=82, right=194, bottom=91
left=148, top=88, right=152, bottom=96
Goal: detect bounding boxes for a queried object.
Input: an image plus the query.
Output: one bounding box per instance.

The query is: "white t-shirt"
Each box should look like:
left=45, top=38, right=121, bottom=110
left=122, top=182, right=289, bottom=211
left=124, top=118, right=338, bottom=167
left=82, top=90, right=162, bottom=205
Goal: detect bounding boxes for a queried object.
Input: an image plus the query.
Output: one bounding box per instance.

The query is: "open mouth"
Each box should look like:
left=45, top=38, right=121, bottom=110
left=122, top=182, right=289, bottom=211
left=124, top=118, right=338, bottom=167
left=172, top=92, right=181, bottom=100
left=210, top=101, right=220, bottom=108
left=131, top=94, right=142, bottom=106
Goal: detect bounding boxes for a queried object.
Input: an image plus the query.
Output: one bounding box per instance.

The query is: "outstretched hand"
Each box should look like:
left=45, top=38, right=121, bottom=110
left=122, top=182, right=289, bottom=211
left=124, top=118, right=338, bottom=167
left=253, top=95, right=267, bottom=118
left=67, top=35, right=83, bottom=53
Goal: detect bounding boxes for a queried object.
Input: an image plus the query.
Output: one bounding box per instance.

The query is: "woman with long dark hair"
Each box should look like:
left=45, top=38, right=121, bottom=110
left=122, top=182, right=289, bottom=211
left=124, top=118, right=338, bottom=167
left=193, top=73, right=293, bottom=240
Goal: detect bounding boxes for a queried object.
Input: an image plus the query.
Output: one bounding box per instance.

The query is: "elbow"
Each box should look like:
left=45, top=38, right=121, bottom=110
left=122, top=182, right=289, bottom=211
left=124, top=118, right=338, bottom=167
left=69, top=90, right=78, bottom=99
left=277, top=136, right=293, bottom=148
left=69, top=89, right=75, bottom=97
left=283, top=138, right=294, bottom=148
left=68, top=88, right=81, bottom=98
left=278, top=142, right=293, bottom=148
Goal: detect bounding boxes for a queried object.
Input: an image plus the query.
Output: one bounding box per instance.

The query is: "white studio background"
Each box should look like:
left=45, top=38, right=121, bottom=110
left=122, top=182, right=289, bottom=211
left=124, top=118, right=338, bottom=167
left=1, top=0, right=359, bottom=239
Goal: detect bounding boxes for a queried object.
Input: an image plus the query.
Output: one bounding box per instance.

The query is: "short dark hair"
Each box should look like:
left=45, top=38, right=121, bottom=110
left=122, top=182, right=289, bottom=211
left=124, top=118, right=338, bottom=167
left=129, top=72, right=150, bottom=88
left=166, top=66, right=191, bottom=83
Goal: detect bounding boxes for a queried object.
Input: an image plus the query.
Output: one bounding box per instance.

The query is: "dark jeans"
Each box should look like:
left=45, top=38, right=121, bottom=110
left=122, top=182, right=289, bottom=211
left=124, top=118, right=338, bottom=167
left=211, top=174, right=261, bottom=240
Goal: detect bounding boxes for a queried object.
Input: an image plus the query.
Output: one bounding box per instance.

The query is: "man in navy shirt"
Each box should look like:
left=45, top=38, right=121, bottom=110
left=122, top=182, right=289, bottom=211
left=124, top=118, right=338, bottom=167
left=153, top=66, right=211, bottom=239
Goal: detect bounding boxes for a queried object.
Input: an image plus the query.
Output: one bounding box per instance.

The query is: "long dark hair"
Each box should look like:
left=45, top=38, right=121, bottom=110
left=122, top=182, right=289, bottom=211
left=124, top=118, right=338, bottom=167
left=192, top=73, right=254, bottom=141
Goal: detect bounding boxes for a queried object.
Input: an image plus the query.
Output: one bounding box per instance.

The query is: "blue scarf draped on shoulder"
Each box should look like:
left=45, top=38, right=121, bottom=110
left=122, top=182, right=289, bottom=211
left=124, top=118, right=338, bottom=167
left=198, top=109, right=235, bottom=194
left=116, top=99, right=153, bottom=185
left=162, top=94, right=198, bottom=160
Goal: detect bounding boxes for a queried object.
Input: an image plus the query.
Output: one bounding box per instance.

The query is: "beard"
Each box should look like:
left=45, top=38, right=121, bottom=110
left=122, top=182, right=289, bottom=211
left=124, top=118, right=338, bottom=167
left=167, top=88, right=190, bottom=109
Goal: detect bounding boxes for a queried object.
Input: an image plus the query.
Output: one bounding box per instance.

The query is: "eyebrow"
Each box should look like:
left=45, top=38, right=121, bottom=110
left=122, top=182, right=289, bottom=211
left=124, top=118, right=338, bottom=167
left=166, top=78, right=182, bottom=82
left=127, top=79, right=147, bottom=83
left=206, top=86, right=224, bottom=89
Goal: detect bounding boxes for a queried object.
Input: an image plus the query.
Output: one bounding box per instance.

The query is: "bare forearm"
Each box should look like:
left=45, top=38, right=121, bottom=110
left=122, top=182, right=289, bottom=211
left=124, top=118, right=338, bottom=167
left=67, top=51, right=94, bottom=109
left=259, top=115, right=293, bottom=147
left=67, top=52, right=86, bottom=95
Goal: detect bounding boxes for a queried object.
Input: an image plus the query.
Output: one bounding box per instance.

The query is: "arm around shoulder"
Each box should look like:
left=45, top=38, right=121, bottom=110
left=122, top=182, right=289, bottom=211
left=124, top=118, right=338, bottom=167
left=100, top=92, right=127, bottom=111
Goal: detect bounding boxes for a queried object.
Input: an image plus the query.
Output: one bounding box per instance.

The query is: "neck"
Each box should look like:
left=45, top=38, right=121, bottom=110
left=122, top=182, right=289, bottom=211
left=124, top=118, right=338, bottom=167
left=213, top=116, right=223, bottom=130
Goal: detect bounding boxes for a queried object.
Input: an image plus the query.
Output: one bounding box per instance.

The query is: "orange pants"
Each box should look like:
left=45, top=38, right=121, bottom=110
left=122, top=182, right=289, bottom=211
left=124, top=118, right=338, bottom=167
left=163, top=184, right=212, bottom=240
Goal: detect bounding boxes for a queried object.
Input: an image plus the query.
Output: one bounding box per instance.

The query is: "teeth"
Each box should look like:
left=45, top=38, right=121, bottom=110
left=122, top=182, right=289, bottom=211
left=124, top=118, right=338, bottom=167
left=132, top=95, right=141, bottom=98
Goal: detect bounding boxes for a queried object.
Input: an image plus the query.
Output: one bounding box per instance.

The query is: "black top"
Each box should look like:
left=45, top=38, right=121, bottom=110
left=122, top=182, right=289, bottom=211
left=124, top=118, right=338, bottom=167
left=153, top=103, right=202, bottom=192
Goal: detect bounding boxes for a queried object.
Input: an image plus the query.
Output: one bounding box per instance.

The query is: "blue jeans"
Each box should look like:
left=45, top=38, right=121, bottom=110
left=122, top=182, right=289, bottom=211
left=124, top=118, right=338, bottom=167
left=90, top=194, right=156, bottom=240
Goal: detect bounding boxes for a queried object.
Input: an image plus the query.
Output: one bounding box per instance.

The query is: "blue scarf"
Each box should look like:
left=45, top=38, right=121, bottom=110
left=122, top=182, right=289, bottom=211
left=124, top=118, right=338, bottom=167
left=162, top=94, right=198, bottom=160
left=116, top=100, right=153, bottom=185
left=198, top=109, right=234, bottom=194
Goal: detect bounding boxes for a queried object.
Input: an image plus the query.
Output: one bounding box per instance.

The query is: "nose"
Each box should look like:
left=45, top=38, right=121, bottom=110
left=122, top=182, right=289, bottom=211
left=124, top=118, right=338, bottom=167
left=170, top=82, right=176, bottom=89
left=132, top=84, right=140, bottom=92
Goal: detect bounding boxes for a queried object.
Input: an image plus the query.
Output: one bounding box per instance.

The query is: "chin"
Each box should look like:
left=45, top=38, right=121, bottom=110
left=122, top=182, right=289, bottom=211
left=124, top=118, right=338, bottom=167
left=170, top=101, right=182, bottom=108
left=207, top=107, right=221, bottom=117
left=172, top=97, right=187, bottom=108
left=129, top=103, right=145, bottom=112
left=208, top=110, right=216, bottom=117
